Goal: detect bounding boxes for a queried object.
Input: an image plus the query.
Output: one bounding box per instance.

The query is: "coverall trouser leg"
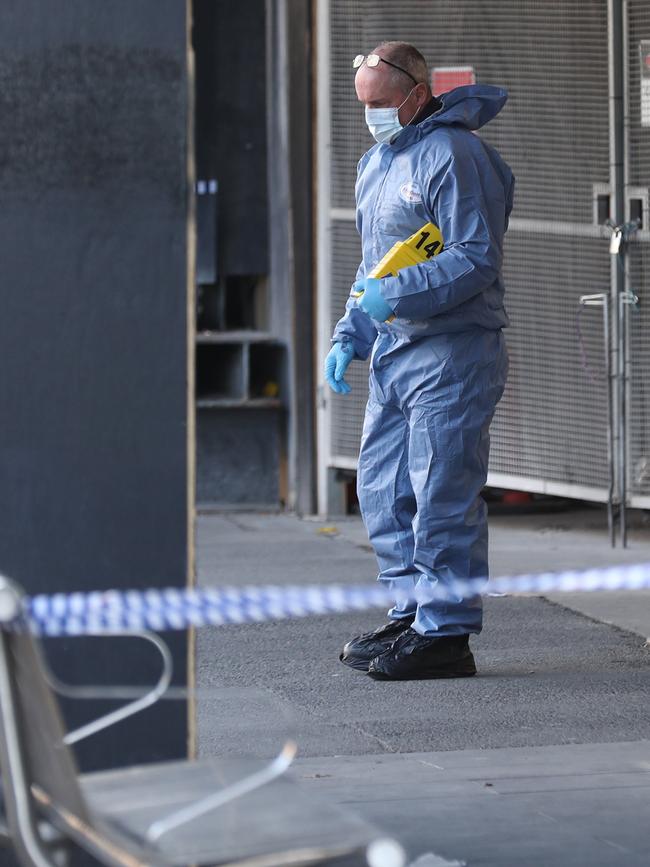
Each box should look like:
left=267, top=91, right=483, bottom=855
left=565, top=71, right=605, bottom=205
left=357, top=329, right=508, bottom=636
left=356, top=398, right=418, bottom=620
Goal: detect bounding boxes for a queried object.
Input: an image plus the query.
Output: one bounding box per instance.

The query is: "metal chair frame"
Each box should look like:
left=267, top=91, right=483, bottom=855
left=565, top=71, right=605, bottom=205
left=0, top=577, right=384, bottom=867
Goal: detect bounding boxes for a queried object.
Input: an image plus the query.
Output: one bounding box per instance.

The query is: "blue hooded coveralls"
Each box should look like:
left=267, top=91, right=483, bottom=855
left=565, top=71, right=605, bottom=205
left=332, top=85, right=514, bottom=637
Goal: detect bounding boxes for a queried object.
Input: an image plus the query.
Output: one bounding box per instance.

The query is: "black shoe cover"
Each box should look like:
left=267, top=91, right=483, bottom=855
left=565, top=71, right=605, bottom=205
left=339, top=617, right=415, bottom=672
left=367, top=630, right=477, bottom=681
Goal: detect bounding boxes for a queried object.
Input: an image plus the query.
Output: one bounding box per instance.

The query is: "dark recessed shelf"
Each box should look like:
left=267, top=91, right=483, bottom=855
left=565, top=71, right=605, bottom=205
left=195, top=344, right=245, bottom=400
left=195, top=332, right=286, bottom=406
left=249, top=343, right=285, bottom=400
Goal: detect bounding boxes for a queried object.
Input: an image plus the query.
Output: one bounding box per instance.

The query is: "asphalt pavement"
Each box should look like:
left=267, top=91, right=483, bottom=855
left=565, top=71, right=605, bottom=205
left=195, top=506, right=650, bottom=866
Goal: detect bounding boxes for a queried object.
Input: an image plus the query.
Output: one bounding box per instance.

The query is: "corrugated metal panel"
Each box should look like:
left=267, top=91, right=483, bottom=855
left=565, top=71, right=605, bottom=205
left=491, top=232, right=609, bottom=488
left=628, top=244, right=650, bottom=500
left=626, top=0, right=650, bottom=503
left=329, top=220, right=369, bottom=460
left=330, top=2, right=370, bottom=212
left=627, top=1, right=650, bottom=188
left=325, top=0, right=615, bottom=499
left=330, top=0, right=610, bottom=221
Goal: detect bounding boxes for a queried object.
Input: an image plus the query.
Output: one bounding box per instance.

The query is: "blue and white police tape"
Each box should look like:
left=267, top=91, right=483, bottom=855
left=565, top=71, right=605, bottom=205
left=24, top=561, right=650, bottom=636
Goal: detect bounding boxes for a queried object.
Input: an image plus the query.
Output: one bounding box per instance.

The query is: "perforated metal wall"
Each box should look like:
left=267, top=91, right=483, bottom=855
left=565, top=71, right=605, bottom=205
left=628, top=244, right=650, bottom=501
left=627, top=0, right=650, bottom=504
left=628, top=1, right=650, bottom=189
left=491, top=231, right=610, bottom=491
left=321, top=0, right=649, bottom=504
left=329, top=220, right=368, bottom=459
left=330, top=0, right=610, bottom=221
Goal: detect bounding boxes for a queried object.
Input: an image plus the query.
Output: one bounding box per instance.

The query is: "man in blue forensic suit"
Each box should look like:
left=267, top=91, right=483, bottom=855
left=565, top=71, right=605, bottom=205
left=324, top=42, right=514, bottom=680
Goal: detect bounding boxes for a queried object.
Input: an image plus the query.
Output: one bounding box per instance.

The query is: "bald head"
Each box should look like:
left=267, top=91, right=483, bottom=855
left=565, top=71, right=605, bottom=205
left=355, top=41, right=432, bottom=126
left=373, top=42, right=430, bottom=88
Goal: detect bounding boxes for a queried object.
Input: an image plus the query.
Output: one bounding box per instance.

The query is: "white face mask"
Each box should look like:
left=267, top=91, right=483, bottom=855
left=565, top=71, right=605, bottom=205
left=365, top=87, right=419, bottom=144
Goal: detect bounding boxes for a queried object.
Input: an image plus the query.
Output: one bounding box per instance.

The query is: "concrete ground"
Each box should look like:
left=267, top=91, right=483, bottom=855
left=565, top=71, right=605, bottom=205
left=195, top=505, right=650, bottom=866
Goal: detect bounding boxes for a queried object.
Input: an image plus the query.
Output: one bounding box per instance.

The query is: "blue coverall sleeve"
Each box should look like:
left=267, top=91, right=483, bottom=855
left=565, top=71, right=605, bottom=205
left=380, top=150, right=506, bottom=321
left=331, top=260, right=378, bottom=360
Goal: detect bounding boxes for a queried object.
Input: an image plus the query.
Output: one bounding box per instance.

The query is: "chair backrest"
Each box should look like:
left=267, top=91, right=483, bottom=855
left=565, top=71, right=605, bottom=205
left=0, top=578, right=90, bottom=826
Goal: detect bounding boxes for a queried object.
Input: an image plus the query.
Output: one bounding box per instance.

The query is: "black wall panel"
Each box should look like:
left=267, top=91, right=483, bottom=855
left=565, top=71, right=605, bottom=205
left=0, top=0, right=190, bottom=779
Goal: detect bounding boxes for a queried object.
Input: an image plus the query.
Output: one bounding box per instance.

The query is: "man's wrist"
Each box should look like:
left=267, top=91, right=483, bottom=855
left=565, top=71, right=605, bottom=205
left=356, top=277, right=395, bottom=322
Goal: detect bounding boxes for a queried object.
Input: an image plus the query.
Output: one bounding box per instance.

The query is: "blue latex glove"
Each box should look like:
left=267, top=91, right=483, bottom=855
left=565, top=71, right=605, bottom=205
left=324, top=342, right=355, bottom=394
left=353, top=277, right=395, bottom=323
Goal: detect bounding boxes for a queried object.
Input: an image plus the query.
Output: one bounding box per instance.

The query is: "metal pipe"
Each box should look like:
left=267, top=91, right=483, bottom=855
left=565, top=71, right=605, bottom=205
left=0, top=631, right=58, bottom=867
left=619, top=287, right=628, bottom=546
left=580, top=294, right=615, bottom=546
left=603, top=296, right=615, bottom=546
left=619, top=285, right=639, bottom=547
left=621, top=0, right=633, bottom=549
left=608, top=0, right=626, bottom=546
left=315, top=0, right=334, bottom=517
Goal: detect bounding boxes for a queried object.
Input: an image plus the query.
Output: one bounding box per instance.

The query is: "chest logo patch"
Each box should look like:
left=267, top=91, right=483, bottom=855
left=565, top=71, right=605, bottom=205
left=399, top=182, right=423, bottom=204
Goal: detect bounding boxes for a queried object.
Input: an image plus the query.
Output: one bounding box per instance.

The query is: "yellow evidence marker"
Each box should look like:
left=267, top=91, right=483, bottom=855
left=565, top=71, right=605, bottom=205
left=351, top=221, right=444, bottom=322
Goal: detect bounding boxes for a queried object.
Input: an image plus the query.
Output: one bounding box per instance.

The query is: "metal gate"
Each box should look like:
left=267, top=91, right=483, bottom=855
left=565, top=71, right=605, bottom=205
left=316, top=0, right=649, bottom=527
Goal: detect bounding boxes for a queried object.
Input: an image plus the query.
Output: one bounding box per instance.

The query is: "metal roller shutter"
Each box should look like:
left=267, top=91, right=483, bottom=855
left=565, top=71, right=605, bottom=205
left=626, top=0, right=650, bottom=506
left=329, top=220, right=368, bottom=463
left=491, top=231, right=610, bottom=497
left=319, top=0, right=643, bottom=506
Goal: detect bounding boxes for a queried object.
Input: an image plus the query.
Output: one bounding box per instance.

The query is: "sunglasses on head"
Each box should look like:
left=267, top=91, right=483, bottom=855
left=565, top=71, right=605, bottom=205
left=352, top=54, right=418, bottom=87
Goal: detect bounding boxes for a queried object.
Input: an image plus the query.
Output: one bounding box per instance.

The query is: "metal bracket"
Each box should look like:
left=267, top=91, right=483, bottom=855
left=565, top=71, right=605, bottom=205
left=619, top=289, right=639, bottom=308
left=606, top=219, right=641, bottom=254
left=579, top=293, right=608, bottom=307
